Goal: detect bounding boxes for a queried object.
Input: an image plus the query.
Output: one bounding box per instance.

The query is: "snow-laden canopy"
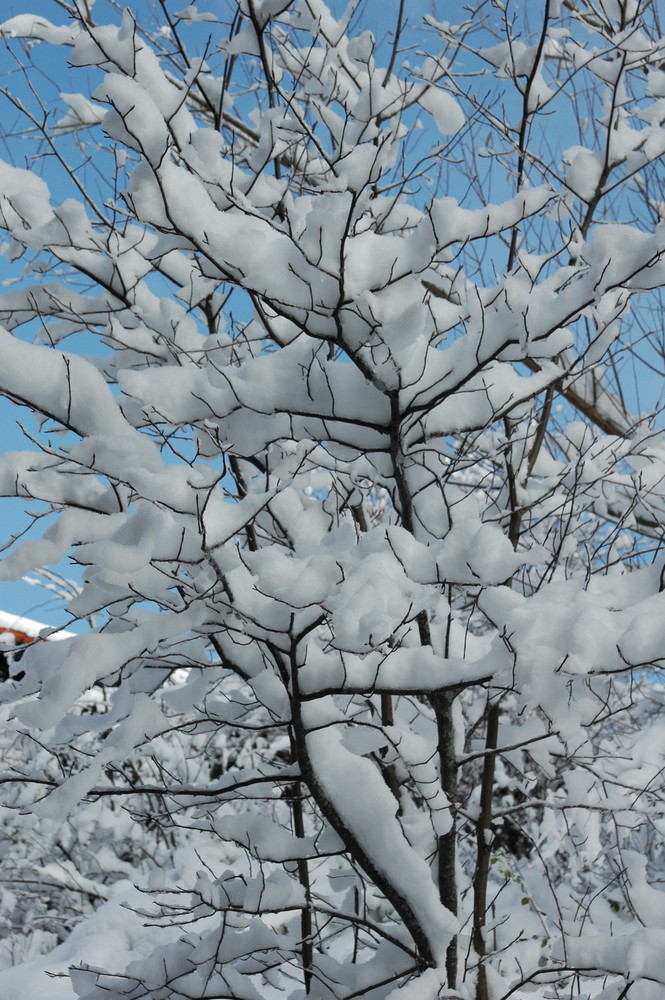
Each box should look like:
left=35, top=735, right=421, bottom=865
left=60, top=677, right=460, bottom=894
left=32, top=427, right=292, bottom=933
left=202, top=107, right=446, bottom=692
left=0, top=2, right=664, bottom=999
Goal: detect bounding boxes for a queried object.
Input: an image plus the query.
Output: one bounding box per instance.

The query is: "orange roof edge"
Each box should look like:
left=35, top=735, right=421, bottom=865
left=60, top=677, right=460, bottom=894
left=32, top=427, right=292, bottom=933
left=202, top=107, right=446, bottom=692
left=0, top=609, right=74, bottom=643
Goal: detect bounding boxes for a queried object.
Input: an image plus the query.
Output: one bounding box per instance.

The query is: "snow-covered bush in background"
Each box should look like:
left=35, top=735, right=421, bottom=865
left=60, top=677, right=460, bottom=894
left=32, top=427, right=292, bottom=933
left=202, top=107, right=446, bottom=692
left=0, top=1, right=664, bottom=998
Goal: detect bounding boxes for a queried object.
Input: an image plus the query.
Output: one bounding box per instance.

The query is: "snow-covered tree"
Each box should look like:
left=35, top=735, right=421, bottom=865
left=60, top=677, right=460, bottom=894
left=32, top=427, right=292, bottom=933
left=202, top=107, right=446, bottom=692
left=0, top=1, right=664, bottom=998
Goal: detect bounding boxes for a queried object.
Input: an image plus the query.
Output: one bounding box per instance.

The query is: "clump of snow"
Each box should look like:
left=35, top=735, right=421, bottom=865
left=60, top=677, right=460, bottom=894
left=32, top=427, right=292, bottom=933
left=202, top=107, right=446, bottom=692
left=418, top=85, right=464, bottom=134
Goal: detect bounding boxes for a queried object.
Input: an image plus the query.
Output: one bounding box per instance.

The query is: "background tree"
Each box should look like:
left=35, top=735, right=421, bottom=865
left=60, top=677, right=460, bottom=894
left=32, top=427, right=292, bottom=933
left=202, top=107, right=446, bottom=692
left=0, top=1, right=664, bottom=999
